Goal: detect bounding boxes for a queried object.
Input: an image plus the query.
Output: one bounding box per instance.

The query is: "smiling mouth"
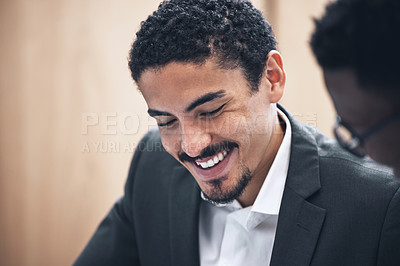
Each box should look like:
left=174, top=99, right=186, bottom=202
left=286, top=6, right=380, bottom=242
left=195, top=149, right=229, bottom=169
left=188, top=147, right=238, bottom=182
left=178, top=141, right=238, bottom=181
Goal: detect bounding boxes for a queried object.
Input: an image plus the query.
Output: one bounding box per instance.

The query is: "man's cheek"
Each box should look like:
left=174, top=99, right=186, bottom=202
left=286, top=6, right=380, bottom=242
left=225, top=116, right=253, bottom=137
left=210, top=115, right=244, bottom=136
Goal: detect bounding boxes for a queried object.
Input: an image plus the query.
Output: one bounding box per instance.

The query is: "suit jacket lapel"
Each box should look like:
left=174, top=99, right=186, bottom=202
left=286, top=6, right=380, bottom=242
left=270, top=188, right=326, bottom=266
left=270, top=105, right=326, bottom=266
left=169, top=165, right=201, bottom=266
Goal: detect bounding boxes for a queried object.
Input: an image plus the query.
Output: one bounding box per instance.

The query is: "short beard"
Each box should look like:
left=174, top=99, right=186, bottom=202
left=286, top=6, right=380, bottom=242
left=201, top=167, right=252, bottom=205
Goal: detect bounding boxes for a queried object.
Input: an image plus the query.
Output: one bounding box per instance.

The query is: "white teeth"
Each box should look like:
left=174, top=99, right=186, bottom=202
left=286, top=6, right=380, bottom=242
left=213, top=156, right=219, bottom=164
left=195, top=149, right=230, bottom=169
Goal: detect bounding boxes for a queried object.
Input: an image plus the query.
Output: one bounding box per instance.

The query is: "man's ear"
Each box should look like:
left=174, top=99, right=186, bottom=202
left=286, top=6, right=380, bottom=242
left=264, top=50, right=286, bottom=103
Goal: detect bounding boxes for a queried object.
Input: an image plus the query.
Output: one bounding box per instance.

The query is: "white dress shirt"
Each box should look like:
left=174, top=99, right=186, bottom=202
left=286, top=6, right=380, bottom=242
left=199, top=109, right=292, bottom=266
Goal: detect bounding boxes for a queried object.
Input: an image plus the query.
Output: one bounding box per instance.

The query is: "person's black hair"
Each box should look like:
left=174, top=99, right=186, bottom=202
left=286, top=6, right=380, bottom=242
left=311, top=0, right=400, bottom=93
left=128, top=0, right=277, bottom=91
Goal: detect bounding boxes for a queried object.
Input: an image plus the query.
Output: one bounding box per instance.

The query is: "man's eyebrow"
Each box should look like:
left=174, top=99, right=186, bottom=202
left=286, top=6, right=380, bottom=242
left=185, top=90, right=226, bottom=112
left=148, top=109, right=173, bottom=117
left=147, top=90, right=226, bottom=117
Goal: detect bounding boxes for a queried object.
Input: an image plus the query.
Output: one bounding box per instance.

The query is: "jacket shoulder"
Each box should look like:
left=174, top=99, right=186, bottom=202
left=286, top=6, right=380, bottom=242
left=312, top=127, right=400, bottom=200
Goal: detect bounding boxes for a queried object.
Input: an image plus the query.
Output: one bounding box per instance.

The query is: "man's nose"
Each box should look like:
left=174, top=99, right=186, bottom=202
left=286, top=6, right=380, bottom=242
left=180, top=125, right=212, bottom=158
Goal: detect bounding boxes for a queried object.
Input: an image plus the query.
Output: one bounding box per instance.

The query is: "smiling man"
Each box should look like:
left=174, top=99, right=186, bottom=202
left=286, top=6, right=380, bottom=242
left=139, top=59, right=285, bottom=207
left=75, top=0, right=400, bottom=265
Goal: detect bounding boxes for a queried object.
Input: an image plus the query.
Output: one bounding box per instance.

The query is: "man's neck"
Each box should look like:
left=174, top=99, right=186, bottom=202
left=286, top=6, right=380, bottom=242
left=238, top=114, right=285, bottom=207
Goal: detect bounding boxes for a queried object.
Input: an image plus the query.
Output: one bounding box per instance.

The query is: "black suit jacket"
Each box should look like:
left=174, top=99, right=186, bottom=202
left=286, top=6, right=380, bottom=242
left=74, top=106, right=400, bottom=266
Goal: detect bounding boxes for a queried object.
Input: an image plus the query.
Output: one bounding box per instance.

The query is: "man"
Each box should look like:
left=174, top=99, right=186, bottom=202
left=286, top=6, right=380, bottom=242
left=75, top=0, right=400, bottom=265
left=311, top=0, right=400, bottom=176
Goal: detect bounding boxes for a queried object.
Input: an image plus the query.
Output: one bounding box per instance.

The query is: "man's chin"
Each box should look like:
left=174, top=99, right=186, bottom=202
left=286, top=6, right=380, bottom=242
left=199, top=167, right=253, bottom=205
left=200, top=177, right=234, bottom=204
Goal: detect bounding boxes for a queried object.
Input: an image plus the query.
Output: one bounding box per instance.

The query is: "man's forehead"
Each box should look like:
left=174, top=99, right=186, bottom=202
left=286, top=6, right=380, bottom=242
left=323, top=68, right=358, bottom=91
left=139, top=61, right=246, bottom=96
left=139, top=62, right=203, bottom=90
left=324, top=68, right=394, bottom=125
left=138, top=62, right=250, bottom=118
left=324, top=69, right=387, bottom=103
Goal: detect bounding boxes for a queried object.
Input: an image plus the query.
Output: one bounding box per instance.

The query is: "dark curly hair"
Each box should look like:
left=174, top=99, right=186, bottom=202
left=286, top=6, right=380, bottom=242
left=310, top=0, right=400, bottom=93
left=128, top=0, right=277, bottom=91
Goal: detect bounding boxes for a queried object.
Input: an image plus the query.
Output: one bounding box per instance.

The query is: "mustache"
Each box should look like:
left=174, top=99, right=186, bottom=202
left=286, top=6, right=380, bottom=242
left=178, top=141, right=238, bottom=163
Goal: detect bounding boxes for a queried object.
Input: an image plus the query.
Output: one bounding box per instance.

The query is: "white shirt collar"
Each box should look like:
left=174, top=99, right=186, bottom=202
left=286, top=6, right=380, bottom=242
left=242, top=109, right=292, bottom=230
left=251, top=108, right=292, bottom=216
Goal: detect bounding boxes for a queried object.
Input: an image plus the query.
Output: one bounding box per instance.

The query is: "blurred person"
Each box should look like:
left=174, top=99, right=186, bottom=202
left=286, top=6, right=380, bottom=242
left=75, top=0, right=400, bottom=265
left=311, top=0, right=400, bottom=177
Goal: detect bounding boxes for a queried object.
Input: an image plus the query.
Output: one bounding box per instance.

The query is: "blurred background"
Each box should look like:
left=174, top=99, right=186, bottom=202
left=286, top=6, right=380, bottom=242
left=0, top=0, right=334, bottom=265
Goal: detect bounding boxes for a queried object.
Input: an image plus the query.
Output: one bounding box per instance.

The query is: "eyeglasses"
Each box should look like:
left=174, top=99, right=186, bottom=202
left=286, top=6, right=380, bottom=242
left=334, top=112, right=400, bottom=157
